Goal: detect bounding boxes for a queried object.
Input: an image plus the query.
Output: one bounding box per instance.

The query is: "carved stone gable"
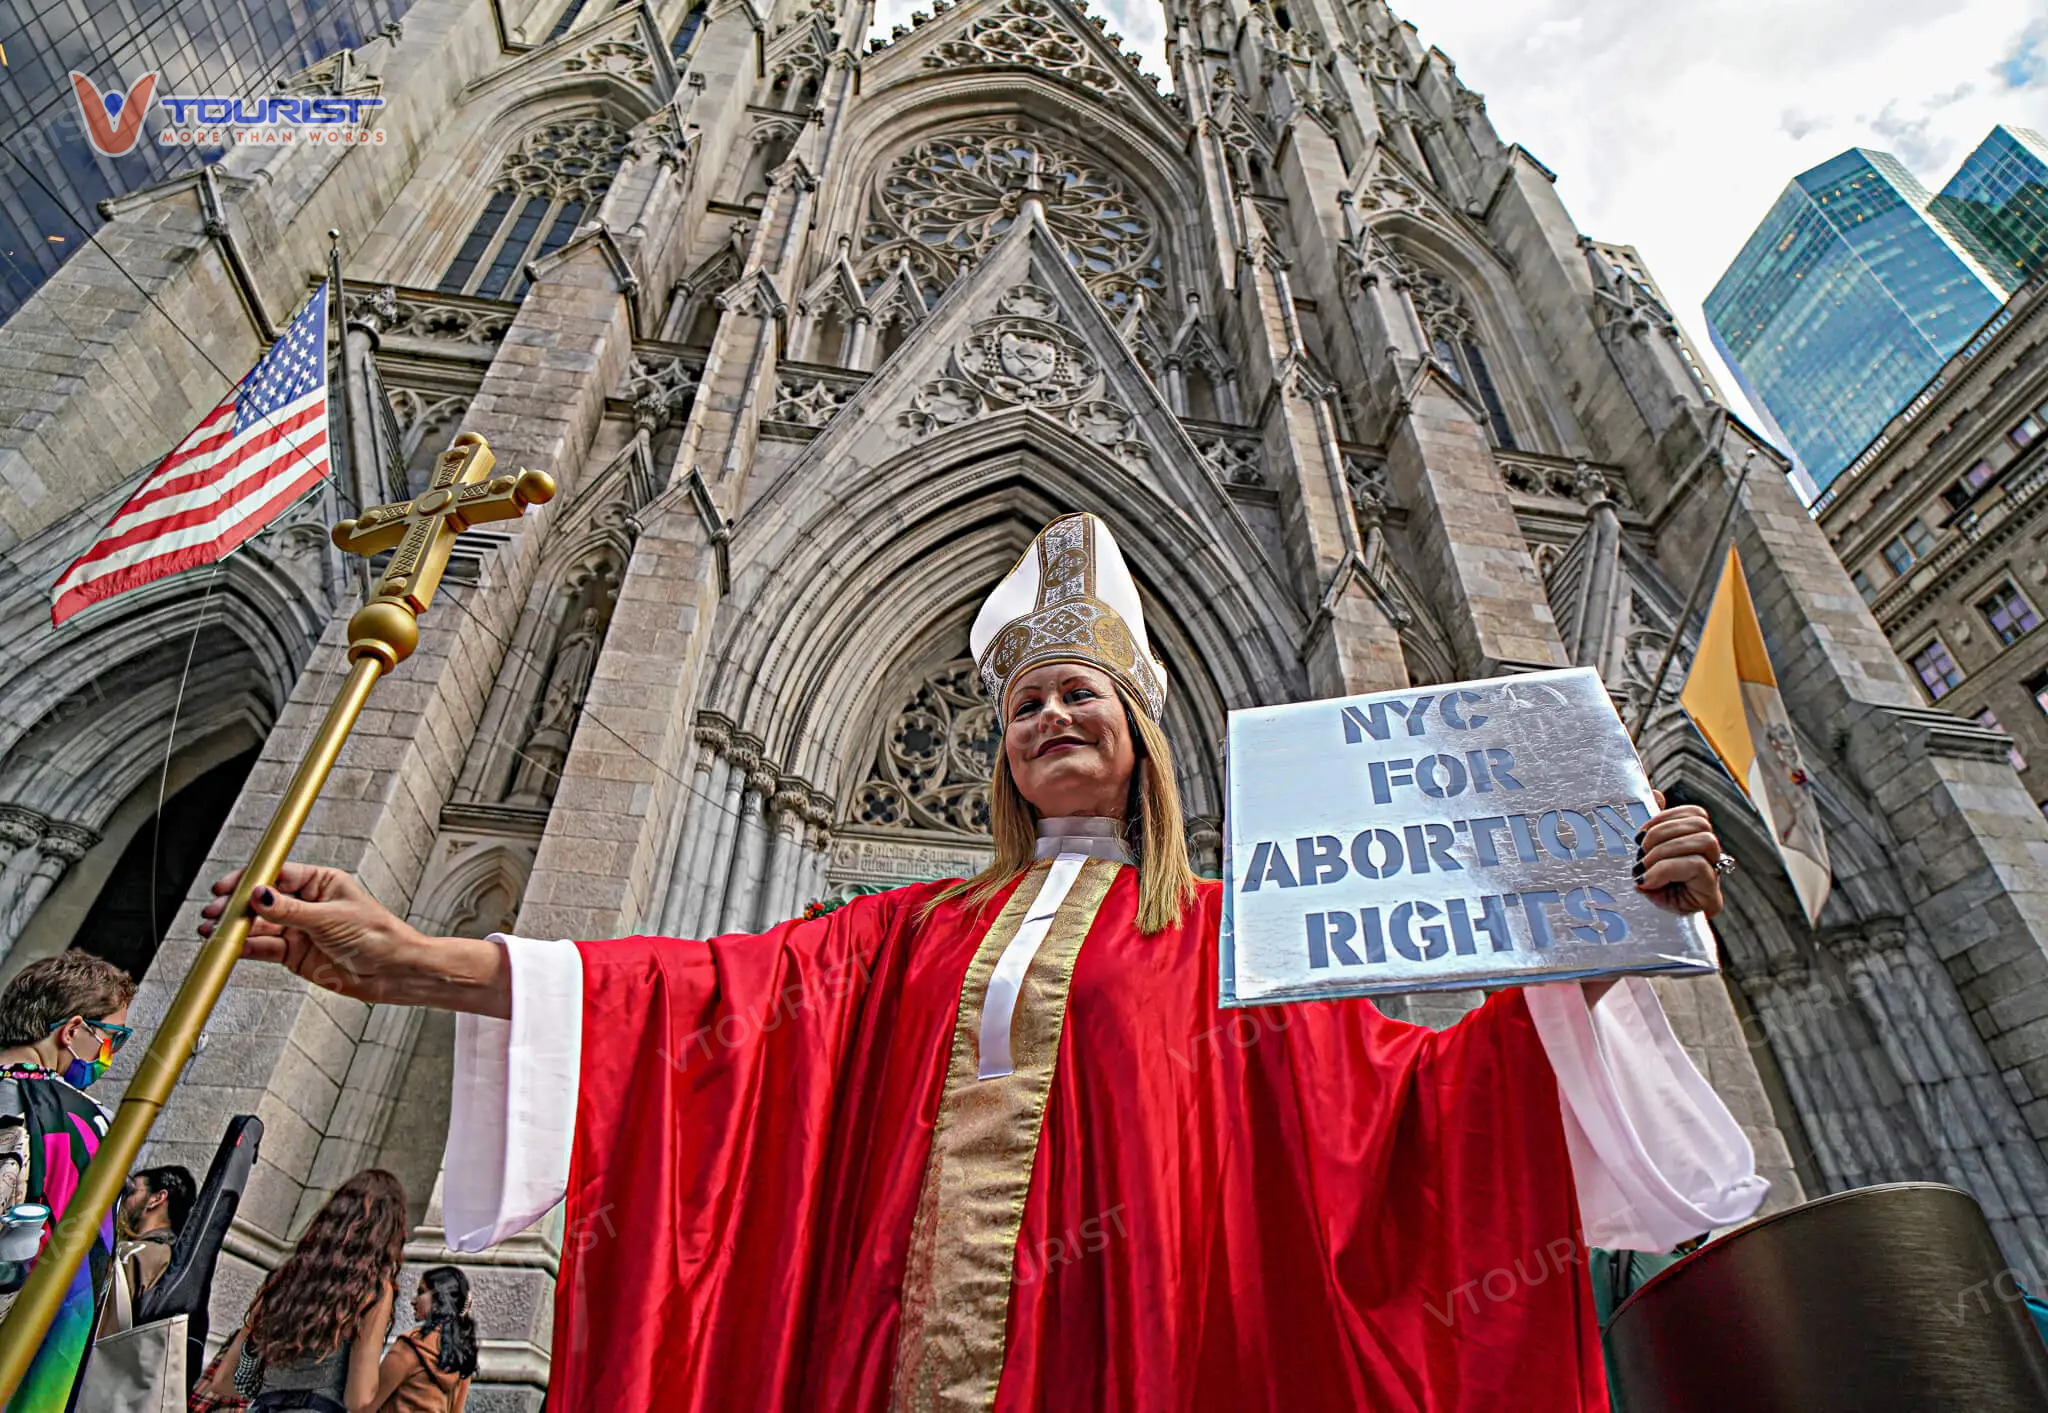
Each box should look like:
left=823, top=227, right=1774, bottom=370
left=925, top=0, right=1118, bottom=94
left=899, top=281, right=1144, bottom=467
left=762, top=204, right=1254, bottom=528
left=1348, top=145, right=1471, bottom=242
left=467, top=6, right=678, bottom=113
left=867, top=0, right=1172, bottom=124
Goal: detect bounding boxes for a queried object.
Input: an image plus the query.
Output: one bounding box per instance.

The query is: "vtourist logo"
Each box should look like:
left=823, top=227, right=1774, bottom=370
left=68, top=72, right=159, bottom=157
left=66, top=70, right=386, bottom=153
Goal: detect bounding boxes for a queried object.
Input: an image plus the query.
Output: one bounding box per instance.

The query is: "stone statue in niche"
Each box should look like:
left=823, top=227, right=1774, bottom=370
left=508, top=605, right=609, bottom=807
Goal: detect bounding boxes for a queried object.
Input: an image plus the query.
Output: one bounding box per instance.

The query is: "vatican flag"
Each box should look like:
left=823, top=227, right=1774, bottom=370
left=1679, top=546, right=1832, bottom=925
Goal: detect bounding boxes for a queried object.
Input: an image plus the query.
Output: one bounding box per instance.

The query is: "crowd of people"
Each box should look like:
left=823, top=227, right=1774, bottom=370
left=0, top=951, right=475, bottom=1413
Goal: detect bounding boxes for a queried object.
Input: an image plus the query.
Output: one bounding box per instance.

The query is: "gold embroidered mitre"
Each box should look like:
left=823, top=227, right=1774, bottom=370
left=970, top=513, right=1167, bottom=720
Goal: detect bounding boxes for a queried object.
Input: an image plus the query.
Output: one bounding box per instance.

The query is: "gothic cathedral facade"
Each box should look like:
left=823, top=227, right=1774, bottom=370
left=5, top=0, right=2048, bottom=1401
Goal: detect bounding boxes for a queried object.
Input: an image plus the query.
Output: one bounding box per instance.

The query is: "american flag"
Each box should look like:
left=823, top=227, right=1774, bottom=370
left=51, top=282, right=334, bottom=626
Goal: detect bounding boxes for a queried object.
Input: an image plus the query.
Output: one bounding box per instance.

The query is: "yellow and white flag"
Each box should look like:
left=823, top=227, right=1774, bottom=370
left=1679, top=546, right=1832, bottom=925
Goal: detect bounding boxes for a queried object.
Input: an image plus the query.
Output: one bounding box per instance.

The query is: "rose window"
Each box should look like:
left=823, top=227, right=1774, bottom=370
left=864, top=119, right=1164, bottom=312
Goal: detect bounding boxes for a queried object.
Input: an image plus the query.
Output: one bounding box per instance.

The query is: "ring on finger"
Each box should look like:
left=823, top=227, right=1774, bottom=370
left=1713, top=853, right=1737, bottom=875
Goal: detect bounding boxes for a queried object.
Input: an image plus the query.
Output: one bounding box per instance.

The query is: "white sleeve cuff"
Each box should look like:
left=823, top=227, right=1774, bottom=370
left=1526, top=977, right=1770, bottom=1252
left=444, top=934, right=583, bottom=1252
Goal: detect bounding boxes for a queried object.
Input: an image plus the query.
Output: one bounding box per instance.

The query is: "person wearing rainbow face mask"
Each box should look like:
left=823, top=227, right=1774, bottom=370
left=0, top=951, right=136, bottom=1413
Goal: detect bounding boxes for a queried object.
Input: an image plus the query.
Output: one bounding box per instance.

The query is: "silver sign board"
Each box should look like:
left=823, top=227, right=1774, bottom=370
left=1220, top=666, right=1717, bottom=1007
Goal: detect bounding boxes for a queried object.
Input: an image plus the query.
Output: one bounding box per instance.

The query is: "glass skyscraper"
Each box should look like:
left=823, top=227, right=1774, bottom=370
left=0, top=0, right=414, bottom=327
left=1933, top=126, right=2048, bottom=290
left=1707, top=148, right=2007, bottom=496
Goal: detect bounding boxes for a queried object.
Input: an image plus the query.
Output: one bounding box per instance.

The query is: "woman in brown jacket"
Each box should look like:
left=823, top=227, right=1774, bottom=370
left=370, top=1267, right=476, bottom=1413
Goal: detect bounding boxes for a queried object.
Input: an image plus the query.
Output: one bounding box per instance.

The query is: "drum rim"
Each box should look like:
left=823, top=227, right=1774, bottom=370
left=1608, top=1181, right=1979, bottom=1325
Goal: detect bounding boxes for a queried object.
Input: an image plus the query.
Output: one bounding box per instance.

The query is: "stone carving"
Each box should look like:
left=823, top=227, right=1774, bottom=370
left=900, top=378, right=983, bottom=436
left=767, top=12, right=829, bottom=101
left=508, top=556, right=620, bottom=807
left=922, top=0, right=1118, bottom=95
left=850, top=657, right=1001, bottom=835
left=1572, top=458, right=1614, bottom=505
left=347, top=283, right=402, bottom=332
left=1185, top=814, right=1223, bottom=878
left=865, top=118, right=1164, bottom=312
left=1347, top=456, right=1391, bottom=522
left=274, top=47, right=382, bottom=99
left=0, top=807, right=44, bottom=859
left=629, top=105, right=690, bottom=168
left=623, top=352, right=702, bottom=429
left=1407, top=264, right=1472, bottom=346
left=351, top=291, right=514, bottom=346
left=0, top=818, right=98, bottom=944
left=1199, top=436, right=1264, bottom=488
left=1497, top=452, right=1634, bottom=509
left=956, top=286, right=1096, bottom=405
left=444, top=863, right=523, bottom=939
left=1354, top=173, right=1426, bottom=216
left=899, top=283, right=1148, bottom=469
left=562, top=38, right=657, bottom=88
left=496, top=117, right=631, bottom=205
left=770, top=376, right=858, bottom=427
left=1067, top=399, right=1135, bottom=446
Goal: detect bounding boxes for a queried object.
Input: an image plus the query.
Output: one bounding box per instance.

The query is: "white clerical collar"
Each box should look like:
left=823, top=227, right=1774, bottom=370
left=1034, top=816, right=1133, bottom=864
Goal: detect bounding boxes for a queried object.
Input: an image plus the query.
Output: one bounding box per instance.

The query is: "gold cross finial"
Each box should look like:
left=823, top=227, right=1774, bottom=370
left=330, top=432, right=555, bottom=668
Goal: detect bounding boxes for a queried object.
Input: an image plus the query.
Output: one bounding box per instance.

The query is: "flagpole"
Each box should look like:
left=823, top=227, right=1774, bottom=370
left=0, top=435, right=554, bottom=1405
left=327, top=230, right=374, bottom=603
left=1630, top=448, right=1757, bottom=742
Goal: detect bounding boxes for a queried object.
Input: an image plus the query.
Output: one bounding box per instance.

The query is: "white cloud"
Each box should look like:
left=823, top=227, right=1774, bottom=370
left=1390, top=0, right=2048, bottom=430
left=866, top=0, right=2048, bottom=436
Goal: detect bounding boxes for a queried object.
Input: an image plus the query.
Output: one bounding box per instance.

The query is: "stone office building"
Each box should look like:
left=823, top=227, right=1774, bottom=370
left=5, top=0, right=2048, bottom=1400
left=1818, top=272, right=2048, bottom=810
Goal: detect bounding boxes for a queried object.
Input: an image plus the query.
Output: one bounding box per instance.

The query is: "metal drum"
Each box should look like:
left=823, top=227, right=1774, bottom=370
left=1606, top=1183, right=2048, bottom=1412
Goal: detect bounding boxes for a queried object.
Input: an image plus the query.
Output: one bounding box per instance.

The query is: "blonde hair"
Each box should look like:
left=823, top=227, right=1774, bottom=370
left=929, top=687, right=1200, bottom=934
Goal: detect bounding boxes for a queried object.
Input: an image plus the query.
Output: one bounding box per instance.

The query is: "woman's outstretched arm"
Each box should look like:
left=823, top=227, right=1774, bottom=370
left=201, top=863, right=511, bottom=1019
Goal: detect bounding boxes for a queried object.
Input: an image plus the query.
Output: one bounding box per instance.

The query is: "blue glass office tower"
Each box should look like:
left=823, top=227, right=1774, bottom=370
left=0, top=0, right=414, bottom=326
left=1706, top=148, right=2006, bottom=496
left=1934, top=126, right=2048, bottom=289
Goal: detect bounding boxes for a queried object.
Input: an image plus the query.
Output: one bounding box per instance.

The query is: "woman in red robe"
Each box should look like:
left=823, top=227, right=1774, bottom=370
left=206, top=512, right=1766, bottom=1411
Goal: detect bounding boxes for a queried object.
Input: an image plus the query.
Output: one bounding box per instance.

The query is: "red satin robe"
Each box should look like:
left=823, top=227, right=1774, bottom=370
left=551, top=869, right=1606, bottom=1411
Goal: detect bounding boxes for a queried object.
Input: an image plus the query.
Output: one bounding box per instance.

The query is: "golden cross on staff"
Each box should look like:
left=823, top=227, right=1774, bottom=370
left=0, top=433, right=554, bottom=1401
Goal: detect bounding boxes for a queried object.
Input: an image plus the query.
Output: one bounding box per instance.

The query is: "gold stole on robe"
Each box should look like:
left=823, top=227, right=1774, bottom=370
left=889, top=857, right=1121, bottom=1412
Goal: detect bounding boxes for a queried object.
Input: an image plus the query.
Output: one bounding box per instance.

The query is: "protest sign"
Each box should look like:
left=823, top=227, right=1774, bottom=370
left=1220, top=666, right=1717, bottom=1007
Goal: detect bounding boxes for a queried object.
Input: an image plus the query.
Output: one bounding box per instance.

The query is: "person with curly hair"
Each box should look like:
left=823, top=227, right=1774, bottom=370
left=199, top=1170, right=404, bottom=1413
left=368, top=1266, right=475, bottom=1413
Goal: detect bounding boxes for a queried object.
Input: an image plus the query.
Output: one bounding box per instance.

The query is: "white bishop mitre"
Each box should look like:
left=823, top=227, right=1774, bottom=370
left=970, top=513, right=1168, bottom=719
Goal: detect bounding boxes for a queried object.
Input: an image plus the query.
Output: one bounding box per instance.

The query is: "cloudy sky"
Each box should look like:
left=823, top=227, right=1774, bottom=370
left=870, top=0, right=2048, bottom=428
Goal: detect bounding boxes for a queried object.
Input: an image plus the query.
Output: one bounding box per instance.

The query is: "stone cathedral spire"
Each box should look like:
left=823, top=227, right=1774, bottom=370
left=5, top=0, right=2048, bottom=1398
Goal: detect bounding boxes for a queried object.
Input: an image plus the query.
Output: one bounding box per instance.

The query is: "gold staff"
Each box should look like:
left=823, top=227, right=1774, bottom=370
left=0, top=433, right=554, bottom=1402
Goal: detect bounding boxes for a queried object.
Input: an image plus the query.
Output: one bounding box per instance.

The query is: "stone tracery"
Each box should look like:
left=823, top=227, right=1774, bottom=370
left=864, top=118, right=1164, bottom=313
left=438, top=116, right=629, bottom=300
left=922, top=0, right=1118, bottom=95
left=851, top=657, right=1001, bottom=835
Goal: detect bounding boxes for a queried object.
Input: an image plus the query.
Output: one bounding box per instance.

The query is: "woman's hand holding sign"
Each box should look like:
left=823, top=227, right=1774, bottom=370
left=1634, top=794, right=1724, bottom=920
